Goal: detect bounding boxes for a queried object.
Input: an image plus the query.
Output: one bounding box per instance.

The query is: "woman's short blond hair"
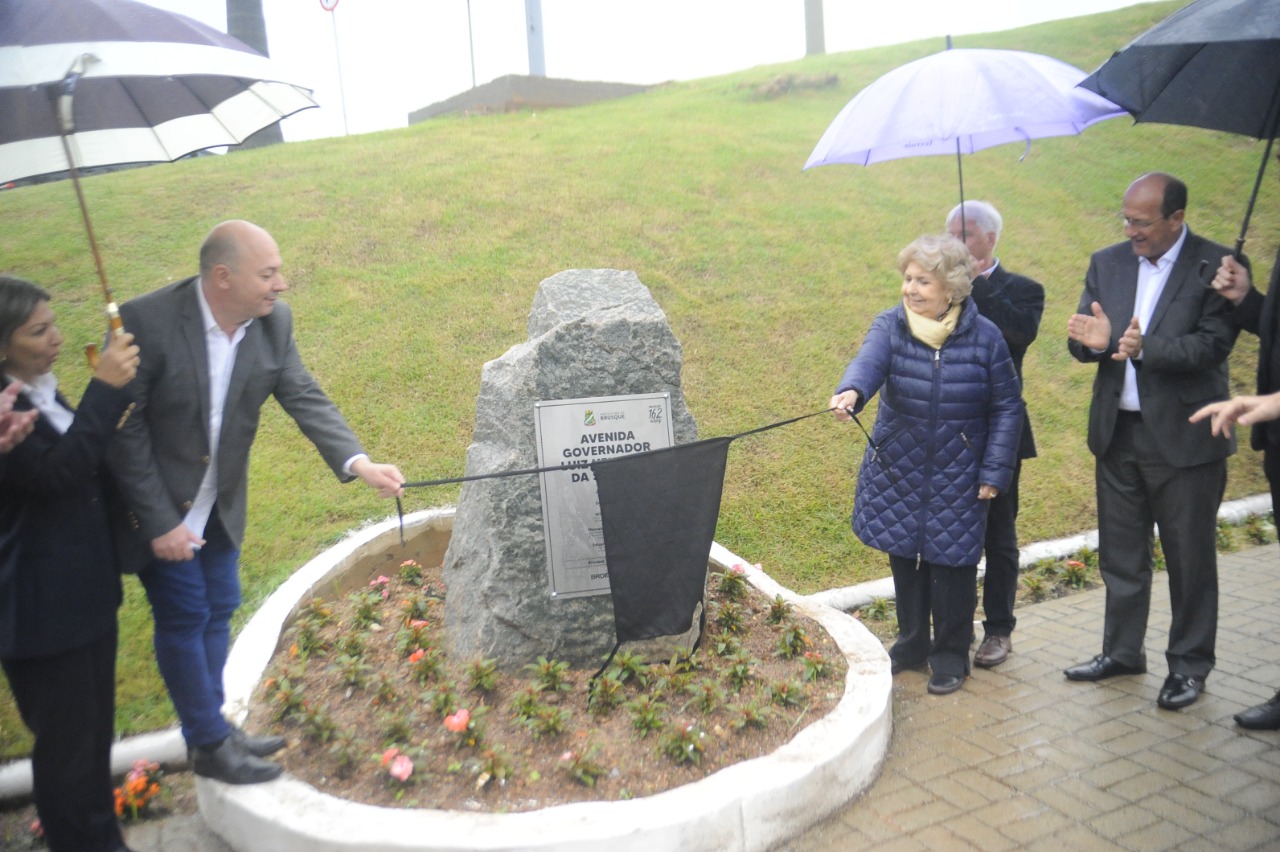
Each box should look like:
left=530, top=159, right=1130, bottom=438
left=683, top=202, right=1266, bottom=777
left=897, top=234, right=975, bottom=303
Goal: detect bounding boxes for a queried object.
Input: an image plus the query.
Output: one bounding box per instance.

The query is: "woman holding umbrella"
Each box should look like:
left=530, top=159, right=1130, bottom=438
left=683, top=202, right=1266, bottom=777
left=0, top=275, right=139, bottom=852
left=829, top=234, right=1023, bottom=695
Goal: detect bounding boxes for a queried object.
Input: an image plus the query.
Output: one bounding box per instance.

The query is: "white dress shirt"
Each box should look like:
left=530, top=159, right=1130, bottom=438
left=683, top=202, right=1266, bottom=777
left=1120, top=225, right=1188, bottom=412
left=7, top=371, right=72, bottom=435
left=183, top=280, right=248, bottom=540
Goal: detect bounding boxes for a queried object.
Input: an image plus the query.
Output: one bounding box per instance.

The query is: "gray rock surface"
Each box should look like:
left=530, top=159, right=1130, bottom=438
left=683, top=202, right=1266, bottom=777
left=443, top=269, right=697, bottom=668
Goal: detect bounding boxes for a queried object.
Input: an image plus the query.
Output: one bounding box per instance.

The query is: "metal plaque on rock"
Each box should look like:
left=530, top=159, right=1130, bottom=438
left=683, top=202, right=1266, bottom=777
left=534, top=392, right=674, bottom=598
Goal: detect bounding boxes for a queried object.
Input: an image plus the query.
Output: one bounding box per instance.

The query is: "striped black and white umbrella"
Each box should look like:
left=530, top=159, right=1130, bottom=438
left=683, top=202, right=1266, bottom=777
left=0, top=0, right=318, bottom=184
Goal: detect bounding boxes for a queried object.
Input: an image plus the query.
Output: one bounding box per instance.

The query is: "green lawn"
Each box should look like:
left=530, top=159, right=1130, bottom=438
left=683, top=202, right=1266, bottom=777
left=1, top=0, right=1276, bottom=755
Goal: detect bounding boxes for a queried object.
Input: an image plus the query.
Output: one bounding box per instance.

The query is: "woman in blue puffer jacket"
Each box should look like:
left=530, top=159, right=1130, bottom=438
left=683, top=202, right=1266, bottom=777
left=830, top=234, right=1023, bottom=695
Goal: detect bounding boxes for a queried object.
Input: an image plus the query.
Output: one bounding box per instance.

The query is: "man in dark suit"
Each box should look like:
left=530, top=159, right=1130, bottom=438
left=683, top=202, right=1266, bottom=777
left=109, top=220, right=405, bottom=784
left=1205, top=150, right=1280, bottom=728
left=945, top=200, right=1044, bottom=668
left=1065, top=172, right=1237, bottom=710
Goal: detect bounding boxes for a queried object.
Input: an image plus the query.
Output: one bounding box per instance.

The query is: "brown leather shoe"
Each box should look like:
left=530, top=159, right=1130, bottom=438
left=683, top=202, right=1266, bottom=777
left=973, top=634, right=1011, bottom=668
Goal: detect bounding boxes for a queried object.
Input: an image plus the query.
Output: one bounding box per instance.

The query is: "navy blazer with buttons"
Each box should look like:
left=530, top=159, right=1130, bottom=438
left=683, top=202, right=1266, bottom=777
left=0, top=379, right=132, bottom=659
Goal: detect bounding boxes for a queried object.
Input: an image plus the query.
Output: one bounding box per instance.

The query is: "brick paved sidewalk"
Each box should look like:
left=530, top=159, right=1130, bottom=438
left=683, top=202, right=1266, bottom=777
left=786, top=545, right=1280, bottom=851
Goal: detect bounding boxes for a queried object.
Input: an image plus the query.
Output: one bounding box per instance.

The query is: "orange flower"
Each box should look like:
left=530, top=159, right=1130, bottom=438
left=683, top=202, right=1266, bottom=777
left=443, top=708, right=471, bottom=733
left=407, top=648, right=425, bottom=664
left=380, top=746, right=400, bottom=767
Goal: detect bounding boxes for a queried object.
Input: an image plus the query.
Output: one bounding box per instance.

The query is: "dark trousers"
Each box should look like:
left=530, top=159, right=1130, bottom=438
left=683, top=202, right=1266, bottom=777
left=138, top=512, right=241, bottom=748
left=1264, top=447, right=1280, bottom=520
left=981, top=459, right=1022, bottom=637
left=1096, top=414, right=1224, bottom=677
left=2, top=627, right=125, bottom=852
left=888, top=555, right=978, bottom=678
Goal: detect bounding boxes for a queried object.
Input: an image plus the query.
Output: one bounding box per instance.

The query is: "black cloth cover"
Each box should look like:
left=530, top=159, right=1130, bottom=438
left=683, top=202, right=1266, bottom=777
left=591, top=437, right=731, bottom=644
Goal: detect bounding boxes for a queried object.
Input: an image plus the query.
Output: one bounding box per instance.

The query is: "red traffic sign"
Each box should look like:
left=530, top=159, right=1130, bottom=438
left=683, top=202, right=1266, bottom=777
left=319, top=0, right=338, bottom=10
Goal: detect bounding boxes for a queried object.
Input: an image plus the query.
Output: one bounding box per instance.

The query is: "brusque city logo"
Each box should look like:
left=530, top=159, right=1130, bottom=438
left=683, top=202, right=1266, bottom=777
left=583, top=410, right=596, bottom=426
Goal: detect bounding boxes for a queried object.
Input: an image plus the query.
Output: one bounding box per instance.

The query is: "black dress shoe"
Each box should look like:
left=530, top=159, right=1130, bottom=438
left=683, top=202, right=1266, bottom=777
left=927, top=673, right=965, bottom=695
left=1157, top=673, right=1205, bottom=710
left=193, top=736, right=284, bottom=784
left=1064, top=654, right=1146, bottom=681
left=1235, top=690, right=1280, bottom=730
left=230, top=723, right=287, bottom=757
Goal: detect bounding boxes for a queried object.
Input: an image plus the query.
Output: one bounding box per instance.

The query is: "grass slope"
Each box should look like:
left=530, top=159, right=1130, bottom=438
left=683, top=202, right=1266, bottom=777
left=0, top=0, right=1275, bottom=752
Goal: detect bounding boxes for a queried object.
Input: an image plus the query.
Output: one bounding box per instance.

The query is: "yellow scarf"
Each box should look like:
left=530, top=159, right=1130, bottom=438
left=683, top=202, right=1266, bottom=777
left=903, top=299, right=962, bottom=349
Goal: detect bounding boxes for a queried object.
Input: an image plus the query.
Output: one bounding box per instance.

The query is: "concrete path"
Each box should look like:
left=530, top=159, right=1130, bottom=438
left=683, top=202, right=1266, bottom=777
left=786, top=544, right=1280, bottom=851
left=125, top=545, right=1280, bottom=851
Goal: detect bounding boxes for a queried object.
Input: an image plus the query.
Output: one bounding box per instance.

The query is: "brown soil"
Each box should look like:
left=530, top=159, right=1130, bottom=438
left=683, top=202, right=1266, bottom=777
left=236, top=547, right=847, bottom=813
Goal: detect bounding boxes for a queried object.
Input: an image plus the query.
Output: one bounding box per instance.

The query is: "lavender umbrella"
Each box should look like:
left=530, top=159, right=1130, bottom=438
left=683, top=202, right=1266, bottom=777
left=805, top=47, right=1126, bottom=215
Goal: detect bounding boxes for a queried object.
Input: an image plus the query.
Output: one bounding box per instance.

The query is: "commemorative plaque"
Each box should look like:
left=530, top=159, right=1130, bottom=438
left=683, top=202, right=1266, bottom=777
left=534, top=392, right=674, bottom=598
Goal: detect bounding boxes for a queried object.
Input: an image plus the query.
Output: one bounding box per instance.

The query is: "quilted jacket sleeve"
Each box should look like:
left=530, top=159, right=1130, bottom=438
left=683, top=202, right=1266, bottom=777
left=835, top=309, right=896, bottom=412
left=979, top=323, right=1023, bottom=494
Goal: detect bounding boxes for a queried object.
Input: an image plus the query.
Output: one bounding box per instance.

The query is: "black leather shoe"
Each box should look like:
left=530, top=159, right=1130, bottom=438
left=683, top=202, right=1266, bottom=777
left=230, top=723, right=286, bottom=757
left=193, top=736, right=283, bottom=784
left=1235, top=691, right=1280, bottom=730
left=927, top=673, right=965, bottom=695
left=1064, top=654, right=1146, bottom=681
left=1157, top=673, right=1205, bottom=710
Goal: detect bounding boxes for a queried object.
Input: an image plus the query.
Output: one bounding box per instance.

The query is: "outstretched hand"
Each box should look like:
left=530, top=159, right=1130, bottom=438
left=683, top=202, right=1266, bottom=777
left=829, top=390, right=859, bottom=422
left=1190, top=392, right=1280, bottom=438
left=352, top=458, right=406, bottom=498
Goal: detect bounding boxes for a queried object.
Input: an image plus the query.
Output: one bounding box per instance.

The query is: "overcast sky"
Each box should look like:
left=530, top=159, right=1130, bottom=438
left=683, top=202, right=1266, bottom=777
left=142, top=0, right=1152, bottom=142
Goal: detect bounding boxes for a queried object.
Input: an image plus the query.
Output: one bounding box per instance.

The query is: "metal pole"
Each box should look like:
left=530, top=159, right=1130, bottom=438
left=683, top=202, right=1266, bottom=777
left=331, top=9, right=349, bottom=135
left=467, top=0, right=477, bottom=89
left=945, top=36, right=966, bottom=238
left=525, top=0, right=546, bottom=77
left=804, top=0, right=825, bottom=56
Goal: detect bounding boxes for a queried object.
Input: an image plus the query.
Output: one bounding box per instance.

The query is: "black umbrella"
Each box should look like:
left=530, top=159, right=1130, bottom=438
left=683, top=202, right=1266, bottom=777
left=1078, top=0, right=1280, bottom=258
left=0, top=0, right=316, bottom=347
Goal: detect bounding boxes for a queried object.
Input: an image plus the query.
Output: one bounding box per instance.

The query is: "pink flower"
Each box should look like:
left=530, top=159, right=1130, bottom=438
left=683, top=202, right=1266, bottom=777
left=409, top=619, right=429, bottom=629
left=370, top=575, right=390, bottom=587
left=730, top=563, right=747, bottom=574
left=1067, top=560, right=1086, bottom=568
left=380, top=747, right=399, bottom=767
left=559, top=750, right=576, bottom=763
left=444, top=708, right=471, bottom=733
left=388, top=754, right=414, bottom=782
left=29, top=819, right=42, bottom=837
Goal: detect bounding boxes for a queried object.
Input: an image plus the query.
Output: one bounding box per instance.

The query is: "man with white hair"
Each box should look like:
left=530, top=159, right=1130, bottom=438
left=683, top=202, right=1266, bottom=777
left=946, top=200, right=1044, bottom=668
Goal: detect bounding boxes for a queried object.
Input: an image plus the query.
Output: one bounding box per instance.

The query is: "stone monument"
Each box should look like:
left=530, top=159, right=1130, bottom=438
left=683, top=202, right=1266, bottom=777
left=443, top=269, right=699, bottom=668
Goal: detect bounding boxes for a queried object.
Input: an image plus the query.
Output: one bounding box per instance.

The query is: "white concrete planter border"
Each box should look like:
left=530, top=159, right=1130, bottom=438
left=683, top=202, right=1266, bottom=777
left=198, top=508, right=893, bottom=852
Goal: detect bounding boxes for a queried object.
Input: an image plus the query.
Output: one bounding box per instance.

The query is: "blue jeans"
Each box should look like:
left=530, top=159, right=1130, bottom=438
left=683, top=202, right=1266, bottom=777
left=138, top=514, right=241, bottom=748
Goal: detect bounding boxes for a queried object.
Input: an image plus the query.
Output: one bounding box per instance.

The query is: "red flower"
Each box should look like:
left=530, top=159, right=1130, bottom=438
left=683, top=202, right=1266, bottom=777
left=407, top=648, right=425, bottom=664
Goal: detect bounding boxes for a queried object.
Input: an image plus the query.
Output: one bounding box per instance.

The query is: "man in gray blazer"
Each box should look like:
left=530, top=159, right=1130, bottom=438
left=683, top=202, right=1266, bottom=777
left=110, top=220, right=405, bottom=783
left=1064, top=173, right=1237, bottom=710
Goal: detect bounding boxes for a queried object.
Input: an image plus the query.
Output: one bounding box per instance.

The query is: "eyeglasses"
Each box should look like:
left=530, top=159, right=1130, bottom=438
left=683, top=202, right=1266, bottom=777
left=1119, top=214, right=1168, bottom=229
